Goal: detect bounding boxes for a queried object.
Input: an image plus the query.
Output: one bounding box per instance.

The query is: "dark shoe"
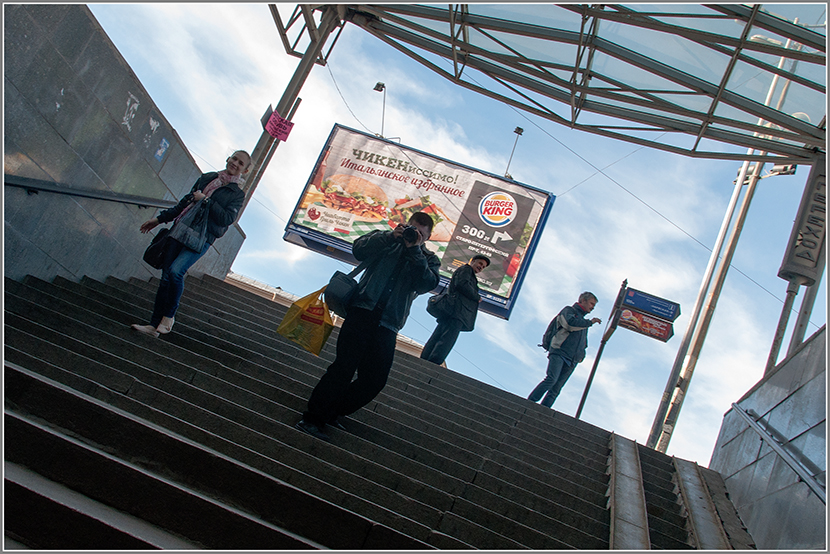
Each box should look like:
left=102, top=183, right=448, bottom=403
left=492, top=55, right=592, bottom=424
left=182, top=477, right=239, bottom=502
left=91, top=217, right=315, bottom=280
left=329, top=416, right=347, bottom=431
left=295, top=419, right=330, bottom=442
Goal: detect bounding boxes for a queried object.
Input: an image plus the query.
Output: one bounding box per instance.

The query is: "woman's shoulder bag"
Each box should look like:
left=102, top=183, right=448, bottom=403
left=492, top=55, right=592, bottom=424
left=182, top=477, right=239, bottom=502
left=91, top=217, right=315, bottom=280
left=143, top=228, right=171, bottom=269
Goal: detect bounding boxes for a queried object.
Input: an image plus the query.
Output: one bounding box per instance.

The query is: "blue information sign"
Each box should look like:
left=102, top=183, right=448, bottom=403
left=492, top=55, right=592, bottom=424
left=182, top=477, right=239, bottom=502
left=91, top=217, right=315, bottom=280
left=622, top=288, right=680, bottom=322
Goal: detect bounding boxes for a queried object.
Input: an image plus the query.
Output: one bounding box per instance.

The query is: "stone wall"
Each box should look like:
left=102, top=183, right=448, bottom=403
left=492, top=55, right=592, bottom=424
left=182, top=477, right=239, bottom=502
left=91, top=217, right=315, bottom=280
left=709, top=325, right=826, bottom=550
left=4, top=4, right=244, bottom=282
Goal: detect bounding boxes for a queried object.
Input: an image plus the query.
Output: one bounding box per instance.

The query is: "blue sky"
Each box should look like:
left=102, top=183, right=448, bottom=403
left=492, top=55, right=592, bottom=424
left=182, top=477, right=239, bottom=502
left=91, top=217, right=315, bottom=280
left=90, top=4, right=826, bottom=465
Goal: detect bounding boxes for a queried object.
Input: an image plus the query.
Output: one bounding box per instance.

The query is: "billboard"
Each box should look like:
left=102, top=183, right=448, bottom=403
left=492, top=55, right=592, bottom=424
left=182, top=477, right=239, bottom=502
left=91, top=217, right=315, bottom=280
left=284, top=124, right=555, bottom=319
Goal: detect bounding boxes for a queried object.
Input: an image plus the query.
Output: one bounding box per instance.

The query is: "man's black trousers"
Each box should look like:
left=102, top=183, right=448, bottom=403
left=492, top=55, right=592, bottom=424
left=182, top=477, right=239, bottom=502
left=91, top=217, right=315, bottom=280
left=420, top=317, right=463, bottom=365
left=304, top=307, right=397, bottom=427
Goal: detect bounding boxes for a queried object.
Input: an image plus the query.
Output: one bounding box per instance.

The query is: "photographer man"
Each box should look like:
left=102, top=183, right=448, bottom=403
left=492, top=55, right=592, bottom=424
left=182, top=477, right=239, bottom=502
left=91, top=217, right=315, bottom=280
left=296, top=212, right=440, bottom=441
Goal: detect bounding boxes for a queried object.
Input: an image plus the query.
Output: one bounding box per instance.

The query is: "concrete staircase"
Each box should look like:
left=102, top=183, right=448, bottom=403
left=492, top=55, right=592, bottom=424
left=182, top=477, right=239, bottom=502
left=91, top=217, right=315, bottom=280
left=4, top=273, right=755, bottom=549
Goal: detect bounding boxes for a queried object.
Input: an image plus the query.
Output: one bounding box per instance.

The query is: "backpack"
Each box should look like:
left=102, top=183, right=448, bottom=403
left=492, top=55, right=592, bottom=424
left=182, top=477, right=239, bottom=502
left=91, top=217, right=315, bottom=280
left=540, top=317, right=559, bottom=351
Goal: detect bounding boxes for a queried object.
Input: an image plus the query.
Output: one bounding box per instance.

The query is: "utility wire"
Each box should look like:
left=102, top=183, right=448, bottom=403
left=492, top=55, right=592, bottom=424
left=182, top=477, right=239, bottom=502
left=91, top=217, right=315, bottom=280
left=326, top=63, right=373, bottom=134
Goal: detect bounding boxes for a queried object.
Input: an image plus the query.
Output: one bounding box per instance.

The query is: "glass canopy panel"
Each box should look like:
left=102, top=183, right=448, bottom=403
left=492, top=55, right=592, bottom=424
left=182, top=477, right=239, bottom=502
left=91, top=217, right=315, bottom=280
left=648, top=91, right=719, bottom=116
left=390, top=9, right=453, bottom=38
left=775, top=84, right=827, bottom=131
left=469, top=28, right=580, bottom=69
left=598, top=16, right=732, bottom=85
left=465, top=27, right=527, bottom=59
left=583, top=94, right=706, bottom=129
left=734, top=33, right=825, bottom=95
left=620, top=4, right=750, bottom=39
left=761, top=4, right=828, bottom=36
left=727, top=59, right=786, bottom=107
left=470, top=4, right=585, bottom=34
left=725, top=57, right=826, bottom=133
left=590, top=51, right=698, bottom=93
left=714, top=99, right=769, bottom=129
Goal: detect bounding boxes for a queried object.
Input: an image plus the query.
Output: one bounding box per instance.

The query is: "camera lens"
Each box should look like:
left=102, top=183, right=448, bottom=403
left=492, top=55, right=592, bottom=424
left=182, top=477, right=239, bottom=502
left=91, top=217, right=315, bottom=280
left=402, top=226, right=419, bottom=243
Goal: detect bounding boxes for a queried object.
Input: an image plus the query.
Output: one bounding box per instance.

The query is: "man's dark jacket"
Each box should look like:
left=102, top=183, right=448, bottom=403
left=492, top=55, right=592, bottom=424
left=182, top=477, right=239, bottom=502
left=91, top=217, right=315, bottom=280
left=446, top=263, right=481, bottom=332
left=351, top=229, right=440, bottom=333
left=157, top=172, right=245, bottom=245
left=548, top=303, right=596, bottom=364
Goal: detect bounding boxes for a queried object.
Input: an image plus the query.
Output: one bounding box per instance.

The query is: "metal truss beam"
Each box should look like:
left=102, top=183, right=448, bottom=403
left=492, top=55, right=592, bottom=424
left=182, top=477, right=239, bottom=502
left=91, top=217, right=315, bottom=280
left=343, top=4, right=825, bottom=162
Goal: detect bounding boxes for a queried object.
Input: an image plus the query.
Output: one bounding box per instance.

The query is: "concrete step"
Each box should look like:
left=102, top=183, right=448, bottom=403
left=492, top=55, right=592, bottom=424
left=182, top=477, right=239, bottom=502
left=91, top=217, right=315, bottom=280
left=2, top=300, right=468, bottom=544
left=4, top=277, right=606, bottom=548
left=4, top=364, right=431, bottom=549
left=84, top=275, right=614, bottom=473
left=637, top=443, right=694, bottom=549
left=5, top=462, right=198, bottom=550
left=119, top=274, right=614, bottom=457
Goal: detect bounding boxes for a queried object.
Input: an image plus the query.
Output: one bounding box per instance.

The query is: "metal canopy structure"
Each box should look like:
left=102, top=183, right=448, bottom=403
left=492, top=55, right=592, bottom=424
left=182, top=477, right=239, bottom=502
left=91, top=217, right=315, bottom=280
left=275, top=4, right=826, bottom=165
left=253, top=4, right=826, bottom=454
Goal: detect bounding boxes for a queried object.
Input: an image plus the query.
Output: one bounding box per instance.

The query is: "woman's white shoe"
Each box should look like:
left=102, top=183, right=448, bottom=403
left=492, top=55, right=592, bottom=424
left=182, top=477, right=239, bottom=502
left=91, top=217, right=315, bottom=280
left=157, top=316, right=175, bottom=334
left=131, top=324, right=159, bottom=338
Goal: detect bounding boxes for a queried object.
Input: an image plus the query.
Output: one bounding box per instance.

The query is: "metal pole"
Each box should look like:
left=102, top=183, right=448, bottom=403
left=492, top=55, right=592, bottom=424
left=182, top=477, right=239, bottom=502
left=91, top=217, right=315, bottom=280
left=381, top=86, right=386, bottom=138
left=645, top=163, right=748, bottom=448
left=575, top=279, right=627, bottom=419
left=647, top=33, right=796, bottom=451
left=242, top=7, right=340, bottom=210
left=239, top=98, right=303, bottom=215
left=655, top=157, right=766, bottom=453
left=787, top=245, right=826, bottom=355
left=575, top=338, right=608, bottom=420
left=505, top=133, right=520, bottom=177
left=765, top=279, right=804, bottom=374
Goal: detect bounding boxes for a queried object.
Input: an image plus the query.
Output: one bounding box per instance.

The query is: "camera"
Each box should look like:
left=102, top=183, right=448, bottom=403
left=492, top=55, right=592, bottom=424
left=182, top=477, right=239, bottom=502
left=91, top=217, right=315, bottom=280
left=401, top=225, right=420, bottom=244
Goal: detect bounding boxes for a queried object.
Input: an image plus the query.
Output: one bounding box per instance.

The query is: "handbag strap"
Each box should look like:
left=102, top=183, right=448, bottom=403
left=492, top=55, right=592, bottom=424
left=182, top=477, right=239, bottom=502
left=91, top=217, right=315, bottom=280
left=346, top=241, right=397, bottom=278
left=346, top=256, right=374, bottom=278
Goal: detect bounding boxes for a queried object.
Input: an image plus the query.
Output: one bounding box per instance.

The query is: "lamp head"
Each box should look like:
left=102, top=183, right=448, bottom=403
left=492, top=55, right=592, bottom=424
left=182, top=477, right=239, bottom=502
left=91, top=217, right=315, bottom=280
left=373, top=82, right=386, bottom=92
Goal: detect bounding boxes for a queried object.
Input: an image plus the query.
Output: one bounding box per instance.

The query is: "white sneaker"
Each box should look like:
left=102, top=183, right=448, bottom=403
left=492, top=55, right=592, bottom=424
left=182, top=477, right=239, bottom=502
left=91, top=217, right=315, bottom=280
left=131, top=324, right=159, bottom=338
left=157, top=316, right=175, bottom=335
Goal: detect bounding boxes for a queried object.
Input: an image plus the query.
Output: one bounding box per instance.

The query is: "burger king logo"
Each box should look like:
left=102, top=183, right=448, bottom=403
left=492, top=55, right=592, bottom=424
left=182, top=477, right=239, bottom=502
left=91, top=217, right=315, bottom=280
left=478, top=191, right=517, bottom=228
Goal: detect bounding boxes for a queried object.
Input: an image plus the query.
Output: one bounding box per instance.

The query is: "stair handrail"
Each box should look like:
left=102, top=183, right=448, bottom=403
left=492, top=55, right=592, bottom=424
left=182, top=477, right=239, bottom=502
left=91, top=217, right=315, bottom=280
left=5, top=173, right=177, bottom=209
left=731, top=402, right=826, bottom=505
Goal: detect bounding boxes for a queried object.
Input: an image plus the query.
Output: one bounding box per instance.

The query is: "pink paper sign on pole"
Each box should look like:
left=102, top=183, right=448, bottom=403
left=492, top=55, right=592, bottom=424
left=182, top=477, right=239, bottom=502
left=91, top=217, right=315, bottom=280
left=265, top=111, right=294, bottom=141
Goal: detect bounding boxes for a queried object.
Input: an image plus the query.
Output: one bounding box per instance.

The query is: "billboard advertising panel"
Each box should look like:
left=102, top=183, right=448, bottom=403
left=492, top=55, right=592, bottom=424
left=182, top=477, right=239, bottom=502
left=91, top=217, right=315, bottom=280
left=284, top=124, right=555, bottom=319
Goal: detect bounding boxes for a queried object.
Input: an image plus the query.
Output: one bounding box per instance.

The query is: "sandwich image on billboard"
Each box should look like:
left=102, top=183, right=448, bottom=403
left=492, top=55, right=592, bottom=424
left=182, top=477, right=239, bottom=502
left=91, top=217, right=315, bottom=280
left=286, top=124, right=555, bottom=319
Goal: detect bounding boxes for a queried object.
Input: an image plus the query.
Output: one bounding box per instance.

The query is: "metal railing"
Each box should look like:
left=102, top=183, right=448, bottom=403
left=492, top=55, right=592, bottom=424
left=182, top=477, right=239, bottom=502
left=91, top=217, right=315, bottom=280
left=731, top=402, right=826, bottom=504
left=4, top=174, right=177, bottom=209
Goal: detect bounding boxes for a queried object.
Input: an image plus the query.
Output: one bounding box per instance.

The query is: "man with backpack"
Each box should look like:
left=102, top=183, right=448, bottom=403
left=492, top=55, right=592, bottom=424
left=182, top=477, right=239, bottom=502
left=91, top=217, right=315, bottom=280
left=528, top=292, right=601, bottom=408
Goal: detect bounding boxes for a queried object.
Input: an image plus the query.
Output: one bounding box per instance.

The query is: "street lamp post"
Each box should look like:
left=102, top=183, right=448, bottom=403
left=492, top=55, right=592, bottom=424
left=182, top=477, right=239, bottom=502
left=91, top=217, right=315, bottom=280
left=374, top=82, right=386, bottom=138
left=504, top=126, right=523, bottom=179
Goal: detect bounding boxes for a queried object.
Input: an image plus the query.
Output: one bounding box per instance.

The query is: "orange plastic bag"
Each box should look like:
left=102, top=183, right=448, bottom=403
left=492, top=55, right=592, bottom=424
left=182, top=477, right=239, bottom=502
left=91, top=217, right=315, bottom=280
left=277, top=286, right=334, bottom=356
